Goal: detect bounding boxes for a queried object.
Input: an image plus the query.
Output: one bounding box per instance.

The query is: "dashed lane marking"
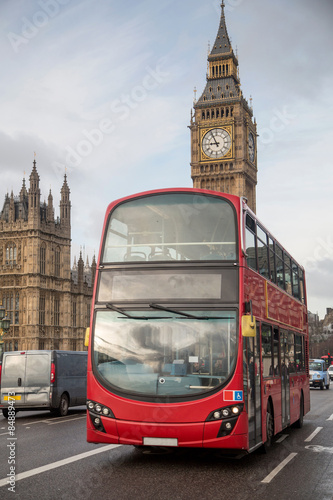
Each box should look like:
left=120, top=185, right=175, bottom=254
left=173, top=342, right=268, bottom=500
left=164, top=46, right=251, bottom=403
left=304, top=427, right=323, bottom=442
left=261, top=452, right=298, bottom=484
left=0, top=444, right=120, bottom=488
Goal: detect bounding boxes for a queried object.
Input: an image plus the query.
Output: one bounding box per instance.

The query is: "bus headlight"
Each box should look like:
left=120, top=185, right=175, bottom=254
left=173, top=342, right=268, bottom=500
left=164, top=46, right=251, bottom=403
left=86, top=400, right=115, bottom=420
left=206, top=404, right=243, bottom=438
left=206, top=404, right=243, bottom=422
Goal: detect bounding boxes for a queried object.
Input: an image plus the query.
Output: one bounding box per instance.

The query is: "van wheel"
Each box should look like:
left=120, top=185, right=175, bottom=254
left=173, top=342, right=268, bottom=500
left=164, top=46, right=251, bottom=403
left=320, top=380, right=324, bottom=390
left=58, top=394, right=69, bottom=416
left=2, top=409, right=9, bottom=419
left=326, top=381, right=330, bottom=390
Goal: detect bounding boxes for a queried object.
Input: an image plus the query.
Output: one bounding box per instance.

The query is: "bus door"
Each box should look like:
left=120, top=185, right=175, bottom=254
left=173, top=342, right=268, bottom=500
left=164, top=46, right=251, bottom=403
left=280, top=330, right=290, bottom=427
left=244, top=324, right=262, bottom=448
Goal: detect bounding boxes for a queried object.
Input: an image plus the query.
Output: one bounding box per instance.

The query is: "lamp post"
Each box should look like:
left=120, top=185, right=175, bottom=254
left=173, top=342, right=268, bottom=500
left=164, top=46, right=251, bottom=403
left=0, top=305, right=11, bottom=360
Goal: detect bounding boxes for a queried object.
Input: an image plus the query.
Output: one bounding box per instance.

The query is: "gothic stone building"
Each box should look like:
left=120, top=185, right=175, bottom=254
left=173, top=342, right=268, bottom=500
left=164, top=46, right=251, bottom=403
left=190, top=1, right=258, bottom=212
left=0, top=161, right=95, bottom=351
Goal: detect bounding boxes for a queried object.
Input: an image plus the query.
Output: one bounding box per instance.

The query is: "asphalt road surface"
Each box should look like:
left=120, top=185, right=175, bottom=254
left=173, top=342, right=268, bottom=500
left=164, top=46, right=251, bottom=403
left=0, top=388, right=332, bottom=500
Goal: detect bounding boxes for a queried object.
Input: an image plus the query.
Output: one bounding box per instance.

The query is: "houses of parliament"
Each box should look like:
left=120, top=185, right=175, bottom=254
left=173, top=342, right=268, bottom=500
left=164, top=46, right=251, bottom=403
left=0, top=2, right=256, bottom=352
left=0, top=161, right=95, bottom=352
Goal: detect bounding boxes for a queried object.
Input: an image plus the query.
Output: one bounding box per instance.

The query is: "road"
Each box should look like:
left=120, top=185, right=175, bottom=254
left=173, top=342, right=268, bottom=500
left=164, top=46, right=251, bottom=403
left=0, top=388, right=332, bottom=500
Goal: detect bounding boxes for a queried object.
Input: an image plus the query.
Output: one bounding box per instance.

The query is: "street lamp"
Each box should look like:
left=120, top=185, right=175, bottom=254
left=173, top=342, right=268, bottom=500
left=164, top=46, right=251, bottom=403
left=0, top=304, right=11, bottom=359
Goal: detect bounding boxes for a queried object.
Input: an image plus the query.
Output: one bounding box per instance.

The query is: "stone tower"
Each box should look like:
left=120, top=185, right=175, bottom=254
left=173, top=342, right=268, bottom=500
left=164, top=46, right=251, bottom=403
left=190, top=1, right=257, bottom=212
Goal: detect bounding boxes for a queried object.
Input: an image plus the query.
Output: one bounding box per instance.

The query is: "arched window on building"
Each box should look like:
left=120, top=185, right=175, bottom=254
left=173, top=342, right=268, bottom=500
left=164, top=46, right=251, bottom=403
left=2, top=292, right=19, bottom=325
left=55, top=247, right=61, bottom=277
left=40, top=244, right=46, bottom=275
left=6, top=243, right=17, bottom=265
left=54, top=296, right=60, bottom=326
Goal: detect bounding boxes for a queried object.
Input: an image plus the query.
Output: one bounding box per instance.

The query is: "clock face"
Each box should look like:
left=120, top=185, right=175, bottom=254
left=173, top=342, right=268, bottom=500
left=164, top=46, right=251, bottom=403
left=202, top=128, right=231, bottom=159
left=248, top=132, right=255, bottom=163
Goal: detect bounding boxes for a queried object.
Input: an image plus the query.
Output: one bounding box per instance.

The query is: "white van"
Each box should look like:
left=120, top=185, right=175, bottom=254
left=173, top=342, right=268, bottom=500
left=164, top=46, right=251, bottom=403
left=0, top=350, right=87, bottom=418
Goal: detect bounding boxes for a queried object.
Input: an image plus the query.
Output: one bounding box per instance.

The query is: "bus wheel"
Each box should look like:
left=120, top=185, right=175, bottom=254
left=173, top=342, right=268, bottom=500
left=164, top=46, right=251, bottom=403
left=262, top=402, right=274, bottom=453
left=294, top=394, right=304, bottom=428
left=58, top=394, right=69, bottom=416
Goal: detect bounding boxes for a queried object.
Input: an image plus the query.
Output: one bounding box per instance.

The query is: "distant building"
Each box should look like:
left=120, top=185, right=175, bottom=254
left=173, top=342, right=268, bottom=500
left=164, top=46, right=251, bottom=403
left=323, top=308, right=333, bottom=336
left=0, top=160, right=95, bottom=351
left=308, top=308, right=333, bottom=358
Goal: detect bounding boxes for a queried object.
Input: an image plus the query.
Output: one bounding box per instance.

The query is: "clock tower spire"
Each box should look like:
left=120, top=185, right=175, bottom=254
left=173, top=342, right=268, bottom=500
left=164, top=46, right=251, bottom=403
left=190, top=2, right=258, bottom=212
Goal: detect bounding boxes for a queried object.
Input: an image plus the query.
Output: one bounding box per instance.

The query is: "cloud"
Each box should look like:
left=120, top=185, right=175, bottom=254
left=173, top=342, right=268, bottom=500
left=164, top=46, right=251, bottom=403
left=0, top=0, right=332, bottom=319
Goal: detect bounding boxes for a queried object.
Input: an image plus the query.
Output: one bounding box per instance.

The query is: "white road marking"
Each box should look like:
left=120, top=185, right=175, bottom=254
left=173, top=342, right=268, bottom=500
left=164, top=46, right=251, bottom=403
left=261, top=453, right=297, bottom=484
left=0, top=444, right=120, bottom=488
left=327, top=414, right=333, bottom=421
left=305, top=445, right=333, bottom=454
left=22, top=414, right=84, bottom=426
left=47, top=416, right=86, bottom=425
left=304, top=427, right=323, bottom=442
left=275, top=434, right=289, bottom=443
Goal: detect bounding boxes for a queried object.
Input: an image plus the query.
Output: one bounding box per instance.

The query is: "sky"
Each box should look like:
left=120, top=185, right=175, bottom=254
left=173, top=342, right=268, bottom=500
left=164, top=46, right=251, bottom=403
left=0, top=0, right=332, bottom=319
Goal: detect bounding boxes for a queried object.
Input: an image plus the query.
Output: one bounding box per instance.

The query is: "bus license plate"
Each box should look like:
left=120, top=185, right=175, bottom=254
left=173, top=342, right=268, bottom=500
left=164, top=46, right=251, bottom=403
left=143, top=437, right=178, bottom=447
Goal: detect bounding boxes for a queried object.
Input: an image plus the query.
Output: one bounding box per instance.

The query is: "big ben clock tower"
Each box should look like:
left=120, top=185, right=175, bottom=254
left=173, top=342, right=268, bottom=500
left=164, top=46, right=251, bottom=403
left=190, top=1, right=258, bottom=212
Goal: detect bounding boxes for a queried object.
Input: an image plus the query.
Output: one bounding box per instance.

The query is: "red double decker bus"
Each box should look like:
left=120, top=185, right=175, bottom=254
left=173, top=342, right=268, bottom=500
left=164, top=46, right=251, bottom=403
left=86, top=188, right=309, bottom=454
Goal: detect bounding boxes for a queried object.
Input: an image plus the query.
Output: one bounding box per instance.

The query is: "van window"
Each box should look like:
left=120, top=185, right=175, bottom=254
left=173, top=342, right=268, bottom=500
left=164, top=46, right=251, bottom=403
left=26, top=354, right=50, bottom=387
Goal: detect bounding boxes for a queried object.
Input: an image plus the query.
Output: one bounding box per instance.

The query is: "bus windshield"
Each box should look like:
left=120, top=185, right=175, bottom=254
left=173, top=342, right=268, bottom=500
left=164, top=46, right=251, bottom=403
left=93, top=310, right=237, bottom=398
left=102, top=193, right=237, bottom=263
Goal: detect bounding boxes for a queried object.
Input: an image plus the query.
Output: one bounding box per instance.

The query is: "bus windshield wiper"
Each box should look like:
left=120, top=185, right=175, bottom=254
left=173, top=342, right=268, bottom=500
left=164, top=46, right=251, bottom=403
left=149, top=303, right=209, bottom=320
left=106, top=303, right=168, bottom=320
left=149, top=304, right=233, bottom=321
left=106, top=303, right=149, bottom=320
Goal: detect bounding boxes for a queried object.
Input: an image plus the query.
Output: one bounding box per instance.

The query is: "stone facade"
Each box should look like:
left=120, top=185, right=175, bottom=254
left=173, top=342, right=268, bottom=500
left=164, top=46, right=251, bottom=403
left=190, top=2, right=257, bottom=212
left=0, top=160, right=95, bottom=352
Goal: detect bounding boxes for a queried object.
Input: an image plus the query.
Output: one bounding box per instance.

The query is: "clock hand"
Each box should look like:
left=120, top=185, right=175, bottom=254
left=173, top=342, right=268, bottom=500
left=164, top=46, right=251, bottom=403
left=210, top=141, right=220, bottom=147
left=212, top=135, right=219, bottom=146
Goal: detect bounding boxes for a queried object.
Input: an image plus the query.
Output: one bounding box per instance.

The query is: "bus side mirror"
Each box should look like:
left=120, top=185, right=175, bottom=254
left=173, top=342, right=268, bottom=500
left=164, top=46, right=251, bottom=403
left=84, top=327, right=90, bottom=347
left=242, top=315, right=256, bottom=337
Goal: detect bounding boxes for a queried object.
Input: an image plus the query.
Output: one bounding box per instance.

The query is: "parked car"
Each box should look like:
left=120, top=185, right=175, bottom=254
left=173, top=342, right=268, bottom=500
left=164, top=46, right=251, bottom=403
left=0, top=350, right=87, bottom=418
left=328, top=365, right=333, bottom=381
left=309, top=359, right=330, bottom=390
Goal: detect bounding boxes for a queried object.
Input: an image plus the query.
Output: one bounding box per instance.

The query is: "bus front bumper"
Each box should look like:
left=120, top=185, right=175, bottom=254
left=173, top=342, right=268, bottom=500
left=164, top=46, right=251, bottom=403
left=87, top=411, right=248, bottom=451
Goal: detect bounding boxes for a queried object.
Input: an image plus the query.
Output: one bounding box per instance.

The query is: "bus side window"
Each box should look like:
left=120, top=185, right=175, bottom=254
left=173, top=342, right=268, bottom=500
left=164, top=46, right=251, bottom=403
left=295, top=335, right=304, bottom=372
left=276, top=245, right=284, bottom=290
left=299, top=269, right=305, bottom=304
left=269, top=238, right=276, bottom=283
left=287, top=333, right=296, bottom=373
left=262, top=324, right=273, bottom=378
left=245, top=215, right=257, bottom=270
left=257, top=225, right=269, bottom=279
left=284, top=254, right=292, bottom=295
left=292, top=261, right=300, bottom=300
left=273, top=328, right=280, bottom=376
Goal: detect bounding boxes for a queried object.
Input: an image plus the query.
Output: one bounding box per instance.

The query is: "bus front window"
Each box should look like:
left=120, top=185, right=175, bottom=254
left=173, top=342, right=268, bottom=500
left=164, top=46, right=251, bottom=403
left=93, top=310, right=237, bottom=398
left=102, top=193, right=237, bottom=263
